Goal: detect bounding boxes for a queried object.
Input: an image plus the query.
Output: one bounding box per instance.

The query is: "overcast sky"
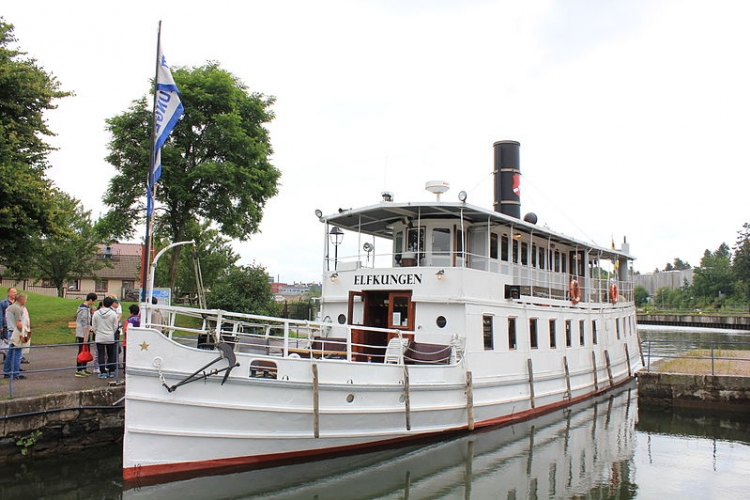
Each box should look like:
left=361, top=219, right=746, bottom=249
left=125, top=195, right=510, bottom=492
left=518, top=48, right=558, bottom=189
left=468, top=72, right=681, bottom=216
left=5, top=0, right=750, bottom=283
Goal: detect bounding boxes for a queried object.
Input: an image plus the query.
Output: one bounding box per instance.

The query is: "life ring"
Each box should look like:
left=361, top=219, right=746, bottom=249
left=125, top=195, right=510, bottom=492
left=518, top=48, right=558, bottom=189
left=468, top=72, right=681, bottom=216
left=609, top=282, right=619, bottom=304
left=569, top=279, right=581, bottom=304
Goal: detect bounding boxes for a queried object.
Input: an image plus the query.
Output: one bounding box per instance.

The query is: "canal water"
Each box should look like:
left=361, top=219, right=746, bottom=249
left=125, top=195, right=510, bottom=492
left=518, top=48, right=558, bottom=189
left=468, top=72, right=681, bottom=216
left=1, top=328, right=748, bottom=499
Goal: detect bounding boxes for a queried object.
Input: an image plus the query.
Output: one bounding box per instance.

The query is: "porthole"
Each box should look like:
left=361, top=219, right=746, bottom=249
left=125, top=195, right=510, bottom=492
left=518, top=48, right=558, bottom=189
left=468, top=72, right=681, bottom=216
left=436, top=316, right=447, bottom=328
left=337, top=314, right=346, bottom=324
left=346, top=394, right=355, bottom=403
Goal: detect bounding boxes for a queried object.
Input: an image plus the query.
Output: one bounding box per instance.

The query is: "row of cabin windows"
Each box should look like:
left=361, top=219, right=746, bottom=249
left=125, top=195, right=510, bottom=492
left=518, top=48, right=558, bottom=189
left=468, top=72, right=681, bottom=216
left=483, top=316, right=631, bottom=351
left=485, top=234, right=584, bottom=274
left=394, top=226, right=589, bottom=276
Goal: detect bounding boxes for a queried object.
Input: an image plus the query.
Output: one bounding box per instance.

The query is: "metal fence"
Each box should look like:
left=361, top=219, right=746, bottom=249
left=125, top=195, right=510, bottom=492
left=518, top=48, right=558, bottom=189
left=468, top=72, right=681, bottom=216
left=1, top=341, right=124, bottom=399
left=641, top=339, right=750, bottom=376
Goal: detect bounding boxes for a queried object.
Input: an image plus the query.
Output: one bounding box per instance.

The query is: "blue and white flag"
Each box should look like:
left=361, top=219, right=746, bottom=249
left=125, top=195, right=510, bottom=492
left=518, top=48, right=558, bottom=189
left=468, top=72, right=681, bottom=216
left=148, top=44, right=184, bottom=216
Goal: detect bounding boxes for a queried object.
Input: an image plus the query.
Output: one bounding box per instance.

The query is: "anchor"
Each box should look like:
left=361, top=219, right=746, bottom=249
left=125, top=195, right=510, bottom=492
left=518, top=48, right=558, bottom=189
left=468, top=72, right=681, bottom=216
left=163, top=342, right=239, bottom=393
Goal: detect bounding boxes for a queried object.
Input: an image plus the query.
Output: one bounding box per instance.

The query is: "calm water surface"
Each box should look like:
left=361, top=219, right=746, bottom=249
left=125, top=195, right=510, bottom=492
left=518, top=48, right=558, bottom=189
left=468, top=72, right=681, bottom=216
left=1, top=328, right=748, bottom=499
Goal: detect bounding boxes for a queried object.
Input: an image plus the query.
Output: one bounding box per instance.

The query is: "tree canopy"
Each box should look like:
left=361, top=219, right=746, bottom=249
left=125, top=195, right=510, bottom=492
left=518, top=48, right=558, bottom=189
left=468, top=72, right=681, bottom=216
left=0, top=19, right=71, bottom=272
left=206, top=263, right=280, bottom=316
left=99, top=62, right=280, bottom=287
left=27, top=191, right=106, bottom=297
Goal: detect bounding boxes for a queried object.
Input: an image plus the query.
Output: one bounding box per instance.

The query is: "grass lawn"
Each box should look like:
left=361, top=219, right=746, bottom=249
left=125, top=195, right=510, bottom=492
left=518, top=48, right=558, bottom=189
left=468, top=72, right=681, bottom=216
left=653, top=349, right=750, bottom=376
left=1, top=286, right=138, bottom=345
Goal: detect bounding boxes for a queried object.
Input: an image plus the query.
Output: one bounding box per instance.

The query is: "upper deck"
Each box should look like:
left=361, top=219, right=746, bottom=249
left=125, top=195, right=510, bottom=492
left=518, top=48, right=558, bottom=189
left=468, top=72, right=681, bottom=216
left=320, top=200, right=635, bottom=305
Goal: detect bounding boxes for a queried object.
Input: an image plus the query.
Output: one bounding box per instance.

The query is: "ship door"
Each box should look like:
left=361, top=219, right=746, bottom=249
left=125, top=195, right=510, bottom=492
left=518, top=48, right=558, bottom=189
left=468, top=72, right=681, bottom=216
left=347, top=290, right=415, bottom=362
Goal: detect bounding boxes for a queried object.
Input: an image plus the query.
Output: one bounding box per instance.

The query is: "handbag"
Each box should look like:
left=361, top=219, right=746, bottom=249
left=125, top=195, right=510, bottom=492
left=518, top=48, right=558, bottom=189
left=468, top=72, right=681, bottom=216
left=77, top=344, right=94, bottom=363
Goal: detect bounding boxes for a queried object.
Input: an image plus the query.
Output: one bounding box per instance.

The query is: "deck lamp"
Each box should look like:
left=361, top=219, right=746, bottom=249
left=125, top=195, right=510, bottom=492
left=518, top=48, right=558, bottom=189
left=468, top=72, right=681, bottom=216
left=436, top=269, right=445, bottom=280
left=330, top=227, right=344, bottom=270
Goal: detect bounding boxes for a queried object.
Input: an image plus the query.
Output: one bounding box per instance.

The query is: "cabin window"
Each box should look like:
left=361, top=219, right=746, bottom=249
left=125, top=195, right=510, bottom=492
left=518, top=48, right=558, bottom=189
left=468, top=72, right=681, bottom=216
left=432, top=227, right=451, bottom=263
left=565, top=320, right=572, bottom=347
left=529, top=318, right=538, bottom=349
left=579, top=320, right=585, bottom=346
left=512, top=239, right=519, bottom=263
left=531, top=244, right=537, bottom=267
left=490, top=233, right=499, bottom=259
left=521, top=242, right=529, bottom=266
left=561, top=253, right=567, bottom=273
left=539, top=247, right=546, bottom=270
left=388, top=293, right=412, bottom=329
left=501, top=235, right=509, bottom=261
left=616, top=318, right=621, bottom=339
left=508, top=318, right=517, bottom=350
left=592, top=320, right=598, bottom=344
left=554, top=250, right=561, bottom=272
left=549, top=319, right=557, bottom=348
left=483, top=315, right=494, bottom=350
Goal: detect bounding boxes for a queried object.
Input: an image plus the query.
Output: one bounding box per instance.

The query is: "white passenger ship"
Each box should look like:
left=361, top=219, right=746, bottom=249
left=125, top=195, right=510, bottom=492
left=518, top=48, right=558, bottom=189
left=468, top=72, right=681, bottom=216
left=123, top=140, right=642, bottom=484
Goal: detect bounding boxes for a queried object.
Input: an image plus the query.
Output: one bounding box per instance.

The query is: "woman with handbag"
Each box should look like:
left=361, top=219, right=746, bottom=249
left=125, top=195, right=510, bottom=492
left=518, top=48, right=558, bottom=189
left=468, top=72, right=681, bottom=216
left=75, top=293, right=97, bottom=377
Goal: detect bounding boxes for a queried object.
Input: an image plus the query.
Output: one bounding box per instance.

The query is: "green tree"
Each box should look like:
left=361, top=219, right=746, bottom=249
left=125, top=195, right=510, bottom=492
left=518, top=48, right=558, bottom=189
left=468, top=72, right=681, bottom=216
left=205, top=264, right=280, bottom=316
left=27, top=191, right=106, bottom=297
left=152, top=219, right=240, bottom=297
left=692, top=243, right=734, bottom=302
left=673, top=258, right=691, bottom=270
left=634, top=285, right=649, bottom=308
left=99, top=62, right=279, bottom=288
left=0, top=19, right=71, bottom=271
left=732, top=222, right=750, bottom=300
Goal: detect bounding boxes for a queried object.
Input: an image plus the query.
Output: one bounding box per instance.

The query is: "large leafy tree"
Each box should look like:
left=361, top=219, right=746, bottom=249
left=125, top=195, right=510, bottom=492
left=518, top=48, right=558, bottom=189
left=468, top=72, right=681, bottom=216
left=692, top=243, right=734, bottom=299
left=99, top=62, right=279, bottom=287
left=0, top=19, right=71, bottom=271
left=28, top=191, right=106, bottom=297
left=732, top=222, right=750, bottom=299
left=206, top=264, right=280, bottom=316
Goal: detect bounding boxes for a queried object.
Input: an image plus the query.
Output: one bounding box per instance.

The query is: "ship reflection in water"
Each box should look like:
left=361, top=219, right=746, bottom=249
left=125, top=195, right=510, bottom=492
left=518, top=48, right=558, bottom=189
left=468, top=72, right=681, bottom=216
left=127, top=383, right=638, bottom=499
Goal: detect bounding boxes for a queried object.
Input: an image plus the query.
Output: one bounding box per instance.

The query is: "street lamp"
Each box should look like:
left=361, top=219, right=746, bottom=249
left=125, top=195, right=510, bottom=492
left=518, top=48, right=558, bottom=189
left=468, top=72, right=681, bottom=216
left=329, top=226, right=344, bottom=270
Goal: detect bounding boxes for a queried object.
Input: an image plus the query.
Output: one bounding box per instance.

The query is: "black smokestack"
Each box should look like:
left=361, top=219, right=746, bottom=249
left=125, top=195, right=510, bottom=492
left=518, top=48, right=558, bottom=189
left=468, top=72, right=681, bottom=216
left=493, top=140, right=521, bottom=218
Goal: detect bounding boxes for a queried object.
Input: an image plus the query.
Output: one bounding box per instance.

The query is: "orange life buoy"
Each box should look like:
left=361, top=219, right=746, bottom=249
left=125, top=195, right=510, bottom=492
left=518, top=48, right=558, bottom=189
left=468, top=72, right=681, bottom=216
left=609, top=282, right=618, bottom=304
left=569, top=279, right=581, bottom=304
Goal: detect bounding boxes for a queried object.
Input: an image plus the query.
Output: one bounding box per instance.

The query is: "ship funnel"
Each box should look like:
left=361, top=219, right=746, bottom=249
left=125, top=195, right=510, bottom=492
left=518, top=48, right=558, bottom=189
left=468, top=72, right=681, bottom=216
left=493, top=140, right=521, bottom=218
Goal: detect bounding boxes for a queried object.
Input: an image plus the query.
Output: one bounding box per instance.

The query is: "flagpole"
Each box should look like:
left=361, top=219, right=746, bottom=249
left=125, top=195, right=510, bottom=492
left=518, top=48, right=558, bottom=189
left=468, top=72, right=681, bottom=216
left=141, top=20, right=162, bottom=303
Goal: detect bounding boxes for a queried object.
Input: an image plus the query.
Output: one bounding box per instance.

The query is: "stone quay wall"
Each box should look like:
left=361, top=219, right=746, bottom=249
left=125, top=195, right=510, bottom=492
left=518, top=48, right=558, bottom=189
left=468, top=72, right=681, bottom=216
left=0, top=386, right=124, bottom=462
left=637, top=371, right=750, bottom=411
left=637, top=314, right=750, bottom=330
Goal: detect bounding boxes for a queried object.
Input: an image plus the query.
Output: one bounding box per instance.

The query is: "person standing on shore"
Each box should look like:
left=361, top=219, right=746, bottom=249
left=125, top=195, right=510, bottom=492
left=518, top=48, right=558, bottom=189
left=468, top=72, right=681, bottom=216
left=75, top=292, right=97, bottom=377
left=123, top=304, right=140, bottom=369
left=92, top=296, right=119, bottom=378
left=3, top=293, right=30, bottom=380
left=0, top=288, right=17, bottom=341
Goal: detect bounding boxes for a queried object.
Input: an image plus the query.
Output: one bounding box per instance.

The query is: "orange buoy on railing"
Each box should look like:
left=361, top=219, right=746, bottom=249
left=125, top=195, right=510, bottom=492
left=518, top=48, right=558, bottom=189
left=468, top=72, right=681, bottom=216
left=569, top=278, right=581, bottom=304
left=609, top=282, right=619, bottom=304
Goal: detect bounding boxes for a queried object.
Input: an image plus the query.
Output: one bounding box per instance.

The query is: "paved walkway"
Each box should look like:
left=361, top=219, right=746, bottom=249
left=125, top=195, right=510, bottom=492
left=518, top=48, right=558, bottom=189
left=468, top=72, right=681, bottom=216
left=1, top=343, right=123, bottom=400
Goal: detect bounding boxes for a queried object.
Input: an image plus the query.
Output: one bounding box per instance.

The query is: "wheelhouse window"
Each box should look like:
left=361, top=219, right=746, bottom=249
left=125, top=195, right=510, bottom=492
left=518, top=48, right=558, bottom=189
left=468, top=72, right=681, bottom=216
left=490, top=233, right=499, bottom=259
left=393, top=230, right=404, bottom=265
left=508, top=317, right=517, bottom=350
left=432, top=227, right=451, bottom=265
left=483, top=315, right=494, bottom=350
left=529, top=318, right=538, bottom=349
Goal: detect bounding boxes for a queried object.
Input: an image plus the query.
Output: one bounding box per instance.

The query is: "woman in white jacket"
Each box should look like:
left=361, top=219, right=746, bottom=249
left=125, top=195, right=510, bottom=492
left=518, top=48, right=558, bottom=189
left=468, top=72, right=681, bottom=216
left=92, top=296, right=119, bottom=378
